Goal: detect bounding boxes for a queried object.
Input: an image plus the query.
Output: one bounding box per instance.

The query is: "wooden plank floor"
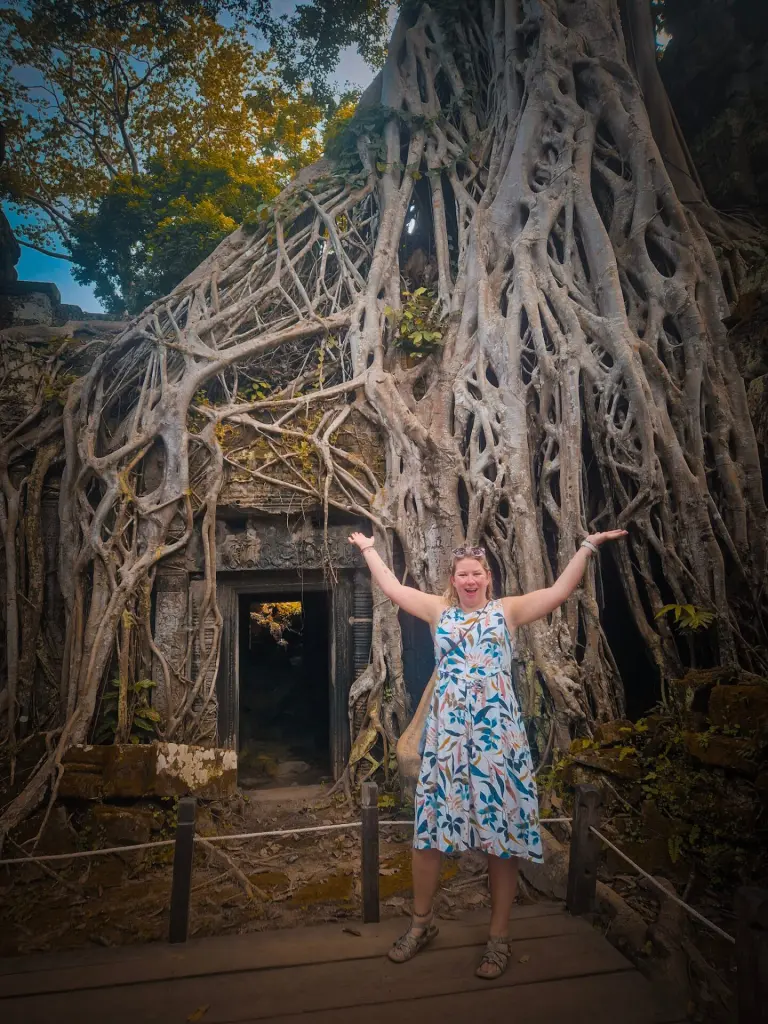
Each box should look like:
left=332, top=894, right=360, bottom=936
left=0, top=903, right=686, bottom=1024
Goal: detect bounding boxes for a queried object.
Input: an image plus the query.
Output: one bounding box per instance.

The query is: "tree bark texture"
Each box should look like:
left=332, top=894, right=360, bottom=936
left=0, top=0, right=766, bottom=836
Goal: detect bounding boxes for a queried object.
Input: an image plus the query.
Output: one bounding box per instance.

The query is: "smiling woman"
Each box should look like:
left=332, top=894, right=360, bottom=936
left=347, top=527, right=625, bottom=979
left=444, top=545, right=494, bottom=609
left=0, top=0, right=765, bottom=890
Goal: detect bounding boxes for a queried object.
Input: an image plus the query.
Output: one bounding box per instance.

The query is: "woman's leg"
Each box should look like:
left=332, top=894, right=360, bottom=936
left=387, top=848, right=442, bottom=962
left=411, top=848, right=443, bottom=919
left=475, top=853, right=519, bottom=979
left=487, top=853, right=519, bottom=936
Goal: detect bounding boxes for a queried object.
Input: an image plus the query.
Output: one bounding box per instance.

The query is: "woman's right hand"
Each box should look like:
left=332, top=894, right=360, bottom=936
left=348, top=531, right=375, bottom=552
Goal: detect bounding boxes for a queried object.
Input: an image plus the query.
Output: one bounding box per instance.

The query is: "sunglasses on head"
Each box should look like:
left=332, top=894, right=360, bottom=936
left=452, top=545, right=486, bottom=558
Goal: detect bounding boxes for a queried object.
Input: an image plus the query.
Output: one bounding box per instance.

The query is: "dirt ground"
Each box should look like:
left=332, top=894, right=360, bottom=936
left=0, top=784, right=526, bottom=958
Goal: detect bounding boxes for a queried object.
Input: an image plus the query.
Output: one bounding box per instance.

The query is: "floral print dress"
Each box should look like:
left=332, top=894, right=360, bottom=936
left=413, top=600, right=543, bottom=862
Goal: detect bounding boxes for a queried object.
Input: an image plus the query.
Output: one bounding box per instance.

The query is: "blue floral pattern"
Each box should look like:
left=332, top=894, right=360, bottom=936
left=413, top=600, right=543, bottom=862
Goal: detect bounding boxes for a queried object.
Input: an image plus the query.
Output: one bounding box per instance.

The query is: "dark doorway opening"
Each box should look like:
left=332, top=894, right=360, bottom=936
left=237, top=591, right=330, bottom=787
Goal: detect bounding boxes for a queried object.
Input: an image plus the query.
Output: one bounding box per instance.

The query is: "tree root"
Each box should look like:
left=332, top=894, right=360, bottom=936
left=197, top=838, right=267, bottom=901
left=2, top=0, right=767, bottom=838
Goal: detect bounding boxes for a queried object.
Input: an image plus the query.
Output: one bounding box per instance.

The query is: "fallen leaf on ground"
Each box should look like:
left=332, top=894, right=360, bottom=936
left=385, top=896, right=405, bottom=907
left=519, top=954, right=530, bottom=963
left=465, top=892, right=486, bottom=904
left=342, top=927, right=361, bottom=936
left=188, top=1005, right=210, bottom=1021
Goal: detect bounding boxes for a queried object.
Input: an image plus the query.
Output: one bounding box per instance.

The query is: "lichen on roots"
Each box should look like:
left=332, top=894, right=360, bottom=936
left=1, top=0, right=767, bottom=836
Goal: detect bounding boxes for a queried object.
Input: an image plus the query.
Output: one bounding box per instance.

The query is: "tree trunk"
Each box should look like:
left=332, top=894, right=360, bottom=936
left=1, top=0, right=766, bottom=834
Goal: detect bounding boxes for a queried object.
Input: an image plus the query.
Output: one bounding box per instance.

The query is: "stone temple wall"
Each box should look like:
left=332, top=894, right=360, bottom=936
left=0, top=273, right=374, bottom=785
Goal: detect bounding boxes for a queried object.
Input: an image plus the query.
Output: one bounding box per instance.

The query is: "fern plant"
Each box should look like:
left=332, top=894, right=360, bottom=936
left=654, top=603, right=715, bottom=632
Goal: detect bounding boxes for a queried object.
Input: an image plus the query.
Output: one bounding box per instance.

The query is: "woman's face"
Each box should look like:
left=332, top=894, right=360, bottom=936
left=451, top=558, right=490, bottom=608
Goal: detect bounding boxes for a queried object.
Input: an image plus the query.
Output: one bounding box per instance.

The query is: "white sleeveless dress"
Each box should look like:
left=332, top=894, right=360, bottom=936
left=413, top=600, right=543, bottom=861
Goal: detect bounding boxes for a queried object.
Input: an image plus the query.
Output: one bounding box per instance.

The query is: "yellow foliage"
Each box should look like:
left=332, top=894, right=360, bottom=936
left=250, top=601, right=302, bottom=646
left=2, top=7, right=323, bottom=259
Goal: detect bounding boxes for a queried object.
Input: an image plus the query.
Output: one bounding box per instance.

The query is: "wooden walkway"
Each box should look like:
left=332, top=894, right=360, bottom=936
left=0, top=902, right=686, bottom=1024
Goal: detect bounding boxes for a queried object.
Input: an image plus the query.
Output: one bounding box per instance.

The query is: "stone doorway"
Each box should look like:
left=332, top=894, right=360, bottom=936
left=215, top=569, right=356, bottom=781
left=237, top=591, right=330, bottom=788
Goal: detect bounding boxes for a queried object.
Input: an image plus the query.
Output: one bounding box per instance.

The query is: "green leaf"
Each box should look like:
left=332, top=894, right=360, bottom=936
left=413, top=287, right=426, bottom=296
left=654, top=604, right=679, bottom=619
left=136, top=707, right=162, bottom=722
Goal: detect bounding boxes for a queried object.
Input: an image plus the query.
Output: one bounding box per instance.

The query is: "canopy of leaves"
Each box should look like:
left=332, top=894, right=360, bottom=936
left=14, top=0, right=393, bottom=98
left=69, top=155, right=278, bottom=313
left=1, top=4, right=324, bottom=310
left=269, top=0, right=391, bottom=94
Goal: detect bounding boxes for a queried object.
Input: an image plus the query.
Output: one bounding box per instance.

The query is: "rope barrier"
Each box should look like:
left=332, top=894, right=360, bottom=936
left=0, top=839, right=176, bottom=865
left=0, top=815, right=575, bottom=866
left=589, top=825, right=735, bottom=945
left=195, top=822, right=363, bottom=844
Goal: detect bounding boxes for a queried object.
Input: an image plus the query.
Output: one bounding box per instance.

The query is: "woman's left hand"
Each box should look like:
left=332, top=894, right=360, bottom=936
left=586, top=529, right=628, bottom=548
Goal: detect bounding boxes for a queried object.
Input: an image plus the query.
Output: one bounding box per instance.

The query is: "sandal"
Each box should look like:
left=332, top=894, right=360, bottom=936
left=387, top=910, right=439, bottom=963
left=475, top=936, right=511, bottom=980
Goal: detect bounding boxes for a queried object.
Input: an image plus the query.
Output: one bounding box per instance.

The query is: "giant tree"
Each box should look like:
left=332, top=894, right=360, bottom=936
left=1, top=0, right=767, bottom=836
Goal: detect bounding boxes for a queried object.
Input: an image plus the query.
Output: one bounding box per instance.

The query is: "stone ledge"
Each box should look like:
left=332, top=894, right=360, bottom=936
left=60, top=742, right=237, bottom=800
left=0, top=280, right=62, bottom=301
left=708, top=683, right=768, bottom=734
left=682, top=730, right=760, bottom=776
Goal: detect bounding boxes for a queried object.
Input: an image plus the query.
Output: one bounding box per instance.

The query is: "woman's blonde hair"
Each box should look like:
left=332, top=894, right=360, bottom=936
left=442, top=546, right=494, bottom=606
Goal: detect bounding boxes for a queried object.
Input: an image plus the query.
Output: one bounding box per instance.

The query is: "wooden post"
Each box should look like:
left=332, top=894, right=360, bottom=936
left=735, top=887, right=768, bottom=1023
left=361, top=780, right=380, bottom=924
left=169, top=796, right=196, bottom=943
left=566, top=784, right=602, bottom=915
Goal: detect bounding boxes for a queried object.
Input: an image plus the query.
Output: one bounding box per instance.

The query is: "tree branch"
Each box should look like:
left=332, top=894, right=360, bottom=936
left=17, top=239, right=73, bottom=261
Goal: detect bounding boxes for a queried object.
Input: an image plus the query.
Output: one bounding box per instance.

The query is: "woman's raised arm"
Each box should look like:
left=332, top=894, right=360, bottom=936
left=502, top=530, right=627, bottom=628
left=348, top=532, right=445, bottom=626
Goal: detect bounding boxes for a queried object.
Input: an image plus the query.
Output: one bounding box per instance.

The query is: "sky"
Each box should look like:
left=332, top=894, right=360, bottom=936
left=8, top=9, right=381, bottom=313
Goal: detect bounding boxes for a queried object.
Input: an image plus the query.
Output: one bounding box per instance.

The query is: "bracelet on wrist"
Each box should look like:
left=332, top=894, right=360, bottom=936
left=581, top=540, right=599, bottom=555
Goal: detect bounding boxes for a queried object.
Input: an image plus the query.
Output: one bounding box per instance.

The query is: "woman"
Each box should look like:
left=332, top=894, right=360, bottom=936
left=347, top=529, right=627, bottom=979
